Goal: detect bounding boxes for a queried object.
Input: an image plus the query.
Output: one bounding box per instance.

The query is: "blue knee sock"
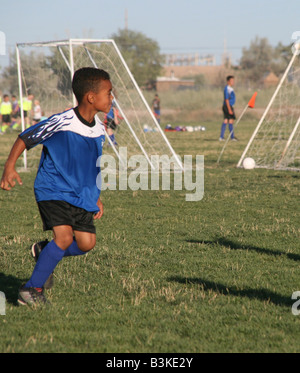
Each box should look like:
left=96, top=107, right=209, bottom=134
left=25, top=240, right=65, bottom=288
left=63, top=240, right=86, bottom=257
left=229, top=123, right=234, bottom=138
left=109, top=134, right=117, bottom=145
left=220, top=123, right=227, bottom=138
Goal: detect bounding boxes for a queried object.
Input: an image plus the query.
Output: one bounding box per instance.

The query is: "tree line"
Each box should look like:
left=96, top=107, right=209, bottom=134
left=0, top=30, right=293, bottom=95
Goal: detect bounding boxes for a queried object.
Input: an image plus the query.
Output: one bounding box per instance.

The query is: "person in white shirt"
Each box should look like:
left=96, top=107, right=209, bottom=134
left=33, top=100, right=42, bottom=125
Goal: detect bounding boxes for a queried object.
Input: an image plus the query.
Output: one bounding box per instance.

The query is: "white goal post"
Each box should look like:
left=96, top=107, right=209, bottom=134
left=15, top=39, right=183, bottom=171
left=237, top=46, right=300, bottom=171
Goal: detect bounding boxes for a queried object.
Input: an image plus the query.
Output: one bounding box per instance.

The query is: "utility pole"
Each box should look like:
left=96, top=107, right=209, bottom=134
left=125, top=9, right=128, bottom=30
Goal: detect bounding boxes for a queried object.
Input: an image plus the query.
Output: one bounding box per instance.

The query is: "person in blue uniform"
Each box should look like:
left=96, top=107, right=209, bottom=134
left=152, top=94, right=161, bottom=124
left=219, top=75, right=237, bottom=141
left=0, top=67, right=113, bottom=306
left=105, top=99, right=119, bottom=145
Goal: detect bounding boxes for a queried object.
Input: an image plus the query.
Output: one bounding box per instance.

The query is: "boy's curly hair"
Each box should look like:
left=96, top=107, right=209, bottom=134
left=72, top=67, right=110, bottom=104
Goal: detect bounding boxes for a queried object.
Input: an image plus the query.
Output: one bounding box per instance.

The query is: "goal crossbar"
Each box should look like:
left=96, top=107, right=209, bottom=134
left=16, top=39, right=183, bottom=171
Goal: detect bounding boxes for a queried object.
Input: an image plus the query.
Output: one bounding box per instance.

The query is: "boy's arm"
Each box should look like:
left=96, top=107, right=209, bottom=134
left=225, top=99, right=233, bottom=115
left=94, top=198, right=104, bottom=220
left=0, top=137, right=26, bottom=190
left=224, top=86, right=233, bottom=115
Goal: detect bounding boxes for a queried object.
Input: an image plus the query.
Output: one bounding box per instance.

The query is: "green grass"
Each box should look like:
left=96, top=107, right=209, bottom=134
left=0, top=121, right=300, bottom=353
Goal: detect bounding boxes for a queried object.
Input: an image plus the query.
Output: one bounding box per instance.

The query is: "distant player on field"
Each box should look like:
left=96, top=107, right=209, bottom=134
left=219, top=75, right=237, bottom=141
left=104, top=99, right=120, bottom=146
left=0, top=95, right=12, bottom=134
left=152, top=94, right=161, bottom=124
left=0, top=67, right=113, bottom=306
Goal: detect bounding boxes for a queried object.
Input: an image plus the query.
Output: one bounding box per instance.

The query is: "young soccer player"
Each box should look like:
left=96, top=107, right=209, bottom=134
left=11, top=95, right=21, bottom=130
left=219, top=75, right=237, bottom=141
left=0, top=67, right=113, bottom=306
left=32, top=99, right=42, bottom=124
left=152, top=94, right=161, bottom=124
left=104, top=99, right=119, bottom=145
left=0, top=95, right=12, bottom=134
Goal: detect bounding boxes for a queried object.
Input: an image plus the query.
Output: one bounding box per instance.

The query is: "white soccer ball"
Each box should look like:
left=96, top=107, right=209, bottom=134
left=201, top=126, right=206, bottom=131
left=243, top=157, right=255, bottom=170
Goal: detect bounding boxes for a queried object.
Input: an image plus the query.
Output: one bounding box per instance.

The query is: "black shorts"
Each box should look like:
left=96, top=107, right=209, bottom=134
left=2, top=114, right=11, bottom=123
left=37, top=200, right=96, bottom=234
left=222, top=105, right=236, bottom=120
left=106, top=118, right=117, bottom=130
left=12, top=113, right=20, bottom=119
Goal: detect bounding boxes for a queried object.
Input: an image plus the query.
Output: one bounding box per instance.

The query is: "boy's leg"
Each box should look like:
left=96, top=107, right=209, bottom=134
left=73, top=231, right=96, bottom=253
left=220, top=119, right=227, bottom=139
left=63, top=232, right=95, bottom=257
left=31, top=239, right=54, bottom=289
left=2, top=123, right=9, bottom=133
left=26, top=228, right=95, bottom=288
left=25, top=225, right=73, bottom=289
left=109, top=133, right=115, bottom=144
left=155, top=110, right=160, bottom=124
left=63, top=239, right=86, bottom=257
left=229, top=119, right=234, bottom=138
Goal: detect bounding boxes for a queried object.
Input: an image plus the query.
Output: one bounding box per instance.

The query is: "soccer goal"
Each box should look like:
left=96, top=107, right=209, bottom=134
left=237, top=46, right=300, bottom=171
left=15, top=39, right=182, bottom=171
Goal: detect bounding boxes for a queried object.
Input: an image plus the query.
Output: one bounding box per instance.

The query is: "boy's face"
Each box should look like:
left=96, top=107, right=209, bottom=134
left=89, top=80, right=113, bottom=114
left=228, top=78, right=234, bottom=86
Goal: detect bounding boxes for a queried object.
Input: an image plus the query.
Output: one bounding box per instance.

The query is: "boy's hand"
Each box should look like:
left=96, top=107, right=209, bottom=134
left=1, top=137, right=26, bottom=191
left=0, top=167, right=23, bottom=191
left=94, top=198, right=104, bottom=220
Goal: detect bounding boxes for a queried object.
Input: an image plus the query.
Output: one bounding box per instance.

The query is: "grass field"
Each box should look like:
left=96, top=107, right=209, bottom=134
left=0, top=119, right=300, bottom=353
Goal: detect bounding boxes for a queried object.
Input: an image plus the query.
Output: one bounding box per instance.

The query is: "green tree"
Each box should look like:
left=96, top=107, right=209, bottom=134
left=0, top=51, right=19, bottom=94
left=240, top=36, right=274, bottom=82
left=46, top=47, right=72, bottom=96
left=271, top=42, right=292, bottom=76
left=110, top=29, right=163, bottom=86
left=0, top=50, right=51, bottom=96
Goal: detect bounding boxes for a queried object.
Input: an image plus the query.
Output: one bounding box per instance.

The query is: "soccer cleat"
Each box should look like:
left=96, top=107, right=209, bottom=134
left=31, top=240, right=54, bottom=289
left=18, top=285, right=50, bottom=306
left=219, top=137, right=225, bottom=141
left=231, top=137, right=238, bottom=141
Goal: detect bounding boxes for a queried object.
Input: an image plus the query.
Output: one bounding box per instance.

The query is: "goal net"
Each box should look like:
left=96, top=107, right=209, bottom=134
left=16, top=39, right=182, bottom=171
left=237, top=49, right=300, bottom=171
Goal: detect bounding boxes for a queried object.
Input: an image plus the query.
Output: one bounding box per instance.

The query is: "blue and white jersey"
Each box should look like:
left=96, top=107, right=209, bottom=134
left=19, top=108, right=106, bottom=213
left=223, top=85, right=236, bottom=106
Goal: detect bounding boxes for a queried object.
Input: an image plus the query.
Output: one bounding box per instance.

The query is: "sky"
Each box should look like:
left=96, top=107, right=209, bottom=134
left=1, top=0, right=300, bottom=68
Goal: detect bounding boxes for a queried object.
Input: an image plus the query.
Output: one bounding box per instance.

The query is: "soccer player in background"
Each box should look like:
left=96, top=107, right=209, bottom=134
left=104, top=99, right=119, bottom=145
left=11, top=95, right=21, bottom=130
left=219, top=75, right=237, bottom=141
left=0, top=94, right=12, bottom=134
left=22, top=93, right=34, bottom=128
left=0, top=67, right=113, bottom=306
left=152, top=93, right=161, bottom=124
